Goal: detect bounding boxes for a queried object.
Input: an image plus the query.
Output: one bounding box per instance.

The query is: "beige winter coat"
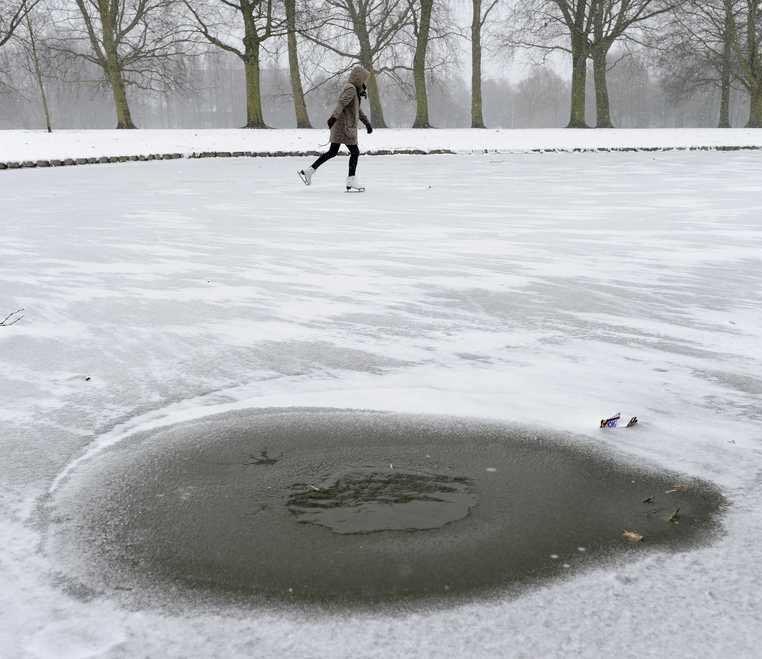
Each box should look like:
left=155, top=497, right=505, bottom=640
left=329, top=66, right=371, bottom=146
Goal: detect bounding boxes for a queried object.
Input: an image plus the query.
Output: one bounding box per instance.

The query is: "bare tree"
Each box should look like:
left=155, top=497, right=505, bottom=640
left=24, top=9, right=52, bottom=131
left=393, top=0, right=458, bottom=127
left=471, top=0, right=498, bottom=128
left=508, top=1, right=595, bottom=127
left=409, top=0, right=434, bottom=127
left=0, top=0, right=38, bottom=48
left=509, top=1, right=677, bottom=128
left=285, top=0, right=310, bottom=127
left=659, top=1, right=742, bottom=127
left=588, top=0, right=679, bottom=128
left=183, top=0, right=284, bottom=128
left=302, top=0, right=411, bottom=128
left=728, top=0, right=762, bottom=126
left=555, top=1, right=594, bottom=127
left=0, top=2, right=52, bottom=128
left=53, top=0, right=189, bottom=128
left=718, top=0, right=740, bottom=125
left=510, top=68, right=570, bottom=126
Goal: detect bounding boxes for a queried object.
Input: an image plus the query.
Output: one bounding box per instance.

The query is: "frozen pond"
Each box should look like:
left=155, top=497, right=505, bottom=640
left=1, top=152, right=762, bottom=656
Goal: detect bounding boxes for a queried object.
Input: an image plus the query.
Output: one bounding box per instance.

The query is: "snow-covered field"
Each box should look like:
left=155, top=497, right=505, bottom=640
left=3, top=127, right=762, bottom=163
left=2, top=149, right=762, bottom=657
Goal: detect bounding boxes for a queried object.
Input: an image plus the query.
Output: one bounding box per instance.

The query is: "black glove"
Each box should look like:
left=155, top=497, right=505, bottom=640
left=364, top=121, right=373, bottom=135
left=327, top=116, right=336, bottom=128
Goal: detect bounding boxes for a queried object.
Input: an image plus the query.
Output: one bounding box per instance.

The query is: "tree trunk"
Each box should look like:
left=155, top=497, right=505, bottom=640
left=746, top=1, right=761, bottom=127
left=243, top=46, right=268, bottom=128
left=98, top=0, right=135, bottom=128
left=352, top=10, right=386, bottom=127
left=412, top=0, right=433, bottom=128
left=26, top=13, right=52, bottom=132
left=719, top=0, right=732, bottom=127
left=108, top=64, right=135, bottom=129
left=719, top=67, right=731, bottom=128
left=592, top=47, right=613, bottom=128
left=366, top=67, right=386, bottom=128
left=358, top=42, right=386, bottom=127
left=567, top=35, right=589, bottom=128
left=285, top=0, right=311, bottom=128
left=748, top=83, right=762, bottom=127
left=471, top=0, right=485, bottom=128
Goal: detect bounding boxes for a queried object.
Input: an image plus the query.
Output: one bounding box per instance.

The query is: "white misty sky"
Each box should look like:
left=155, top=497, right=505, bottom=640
left=269, top=0, right=569, bottom=86
left=448, top=0, right=569, bottom=83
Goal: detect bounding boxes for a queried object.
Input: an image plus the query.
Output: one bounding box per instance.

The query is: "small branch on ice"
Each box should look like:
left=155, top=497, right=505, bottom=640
left=245, top=449, right=281, bottom=466
left=0, top=308, right=24, bottom=326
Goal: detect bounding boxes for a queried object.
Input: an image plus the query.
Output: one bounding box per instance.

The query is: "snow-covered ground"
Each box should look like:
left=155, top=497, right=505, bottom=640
left=2, top=150, right=762, bottom=657
left=3, top=127, right=762, bottom=163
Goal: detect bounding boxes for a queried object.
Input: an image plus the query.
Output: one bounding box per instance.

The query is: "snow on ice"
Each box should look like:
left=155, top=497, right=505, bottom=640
left=1, top=146, right=762, bottom=657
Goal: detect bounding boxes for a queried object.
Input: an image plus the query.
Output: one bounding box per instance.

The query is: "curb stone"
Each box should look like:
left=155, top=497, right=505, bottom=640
left=3, top=145, right=762, bottom=172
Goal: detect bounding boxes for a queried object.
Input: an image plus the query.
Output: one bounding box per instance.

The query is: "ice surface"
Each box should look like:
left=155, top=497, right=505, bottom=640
left=3, top=127, right=762, bottom=162
left=1, top=151, right=762, bottom=657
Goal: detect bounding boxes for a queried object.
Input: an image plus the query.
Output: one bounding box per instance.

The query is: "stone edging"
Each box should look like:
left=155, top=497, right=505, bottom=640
left=1, top=144, right=761, bottom=171
left=0, top=149, right=454, bottom=171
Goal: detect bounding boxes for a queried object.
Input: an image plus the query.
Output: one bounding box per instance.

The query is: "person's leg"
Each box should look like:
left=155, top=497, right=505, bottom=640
left=347, top=144, right=360, bottom=177
left=300, top=143, right=340, bottom=185
left=310, top=143, right=340, bottom=170
left=345, top=145, right=364, bottom=190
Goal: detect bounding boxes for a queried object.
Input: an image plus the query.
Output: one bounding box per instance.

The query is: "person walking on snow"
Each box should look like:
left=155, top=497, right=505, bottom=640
left=298, top=65, right=373, bottom=192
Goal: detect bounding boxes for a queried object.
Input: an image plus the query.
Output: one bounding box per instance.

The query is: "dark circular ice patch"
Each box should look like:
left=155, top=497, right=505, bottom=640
left=47, top=408, right=724, bottom=608
left=287, top=468, right=476, bottom=534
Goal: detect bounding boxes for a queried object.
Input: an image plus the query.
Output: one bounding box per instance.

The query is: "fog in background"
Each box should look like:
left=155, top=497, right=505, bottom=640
left=0, top=0, right=757, bottom=131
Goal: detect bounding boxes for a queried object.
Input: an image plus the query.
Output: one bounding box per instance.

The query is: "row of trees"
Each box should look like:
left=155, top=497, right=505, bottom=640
left=3, top=50, right=747, bottom=128
left=507, top=1, right=762, bottom=128
left=663, top=1, right=762, bottom=127
left=1, top=0, right=761, bottom=130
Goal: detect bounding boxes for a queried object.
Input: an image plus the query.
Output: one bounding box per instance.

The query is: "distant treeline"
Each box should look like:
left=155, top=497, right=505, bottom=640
left=0, top=1, right=759, bottom=131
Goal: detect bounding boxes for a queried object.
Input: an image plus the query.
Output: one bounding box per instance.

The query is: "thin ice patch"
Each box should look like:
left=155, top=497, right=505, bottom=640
left=287, top=468, right=476, bottom=534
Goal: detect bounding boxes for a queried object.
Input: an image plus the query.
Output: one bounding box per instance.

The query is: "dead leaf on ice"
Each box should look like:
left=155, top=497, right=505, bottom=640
left=666, top=484, right=689, bottom=494
left=623, top=530, right=644, bottom=543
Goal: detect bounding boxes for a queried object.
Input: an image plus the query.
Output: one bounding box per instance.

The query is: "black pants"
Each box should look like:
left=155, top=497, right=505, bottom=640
left=311, top=143, right=360, bottom=176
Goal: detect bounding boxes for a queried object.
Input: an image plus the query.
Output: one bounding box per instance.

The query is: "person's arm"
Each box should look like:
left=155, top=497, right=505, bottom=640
left=359, top=107, right=372, bottom=132
left=331, top=84, right=355, bottom=121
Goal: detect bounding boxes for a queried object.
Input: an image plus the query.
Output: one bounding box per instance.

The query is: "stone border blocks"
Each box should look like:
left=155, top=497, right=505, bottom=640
left=2, top=144, right=761, bottom=171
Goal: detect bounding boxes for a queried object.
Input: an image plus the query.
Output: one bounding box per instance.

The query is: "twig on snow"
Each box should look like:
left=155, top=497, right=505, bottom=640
left=0, top=308, right=24, bottom=326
